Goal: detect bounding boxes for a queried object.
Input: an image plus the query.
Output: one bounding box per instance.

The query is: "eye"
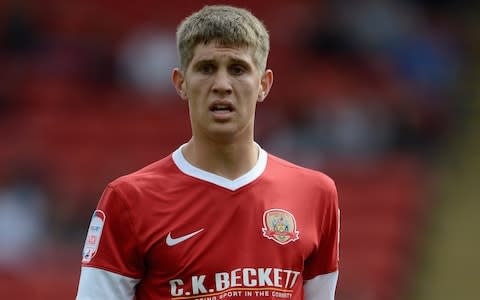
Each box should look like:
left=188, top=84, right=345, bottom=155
left=229, top=64, right=247, bottom=76
left=198, top=63, right=215, bottom=74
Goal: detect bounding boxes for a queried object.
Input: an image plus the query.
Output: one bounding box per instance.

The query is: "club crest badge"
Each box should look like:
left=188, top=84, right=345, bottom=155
left=262, top=209, right=299, bottom=245
left=82, top=210, right=106, bottom=263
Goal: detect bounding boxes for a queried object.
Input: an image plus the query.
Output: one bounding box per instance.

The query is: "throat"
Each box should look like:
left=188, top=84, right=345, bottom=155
left=182, top=141, right=259, bottom=180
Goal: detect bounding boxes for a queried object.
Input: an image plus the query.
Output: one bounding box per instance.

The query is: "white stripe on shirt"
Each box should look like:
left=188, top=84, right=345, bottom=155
left=304, top=271, right=339, bottom=300
left=76, top=266, right=139, bottom=300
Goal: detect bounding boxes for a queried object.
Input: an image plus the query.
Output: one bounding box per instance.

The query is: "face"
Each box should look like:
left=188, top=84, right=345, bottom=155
left=173, top=42, right=273, bottom=143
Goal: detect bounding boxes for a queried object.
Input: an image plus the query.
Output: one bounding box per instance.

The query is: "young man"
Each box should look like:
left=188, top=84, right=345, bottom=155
left=76, top=5, right=339, bottom=300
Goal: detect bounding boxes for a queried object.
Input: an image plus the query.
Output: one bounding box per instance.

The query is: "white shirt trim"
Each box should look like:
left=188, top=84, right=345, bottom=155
left=76, top=266, right=140, bottom=300
left=172, top=143, right=267, bottom=191
left=304, top=271, right=338, bottom=300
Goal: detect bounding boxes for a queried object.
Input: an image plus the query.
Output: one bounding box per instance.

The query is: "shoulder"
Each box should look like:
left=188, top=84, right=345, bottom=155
left=107, top=154, right=176, bottom=195
left=266, top=153, right=336, bottom=192
left=264, top=153, right=339, bottom=217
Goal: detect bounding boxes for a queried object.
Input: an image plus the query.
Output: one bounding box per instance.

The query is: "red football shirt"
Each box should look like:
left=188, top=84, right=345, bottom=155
left=77, top=145, right=339, bottom=299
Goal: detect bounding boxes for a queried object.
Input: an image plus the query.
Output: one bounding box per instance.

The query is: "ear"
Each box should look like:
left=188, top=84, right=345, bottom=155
left=172, top=68, right=187, bottom=100
left=257, top=69, right=273, bottom=103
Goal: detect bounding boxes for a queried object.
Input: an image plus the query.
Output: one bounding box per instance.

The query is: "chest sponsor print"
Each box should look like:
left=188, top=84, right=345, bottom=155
left=169, top=267, right=300, bottom=299
left=262, top=209, right=299, bottom=245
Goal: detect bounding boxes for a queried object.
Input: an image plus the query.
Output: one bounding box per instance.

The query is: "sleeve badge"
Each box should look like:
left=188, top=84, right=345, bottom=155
left=82, top=210, right=106, bottom=263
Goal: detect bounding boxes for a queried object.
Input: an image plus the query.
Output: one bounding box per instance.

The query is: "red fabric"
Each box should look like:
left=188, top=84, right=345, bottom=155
left=80, top=152, right=339, bottom=299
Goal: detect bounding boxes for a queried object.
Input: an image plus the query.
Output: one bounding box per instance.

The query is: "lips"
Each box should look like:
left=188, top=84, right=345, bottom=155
left=209, top=101, right=234, bottom=113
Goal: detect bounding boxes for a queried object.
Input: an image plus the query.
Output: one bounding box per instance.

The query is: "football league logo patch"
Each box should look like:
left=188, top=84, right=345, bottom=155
left=82, top=210, right=106, bottom=263
left=262, top=209, right=299, bottom=245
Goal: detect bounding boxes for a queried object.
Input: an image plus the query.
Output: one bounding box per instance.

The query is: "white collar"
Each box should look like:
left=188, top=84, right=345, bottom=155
left=172, top=143, right=267, bottom=191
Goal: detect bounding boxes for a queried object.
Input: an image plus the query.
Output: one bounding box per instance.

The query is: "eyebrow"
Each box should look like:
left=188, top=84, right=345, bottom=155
left=192, top=59, right=215, bottom=68
left=191, top=57, right=251, bottom=69
left=229, top=58, right=250, bottom=66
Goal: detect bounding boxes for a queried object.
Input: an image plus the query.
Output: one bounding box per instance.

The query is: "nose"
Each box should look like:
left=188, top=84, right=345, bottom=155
left=212, top=69, right=232, bottom=96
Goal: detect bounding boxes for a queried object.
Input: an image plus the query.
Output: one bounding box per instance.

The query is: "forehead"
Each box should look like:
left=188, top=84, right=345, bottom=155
left=189, top=42, right=255, bottom=66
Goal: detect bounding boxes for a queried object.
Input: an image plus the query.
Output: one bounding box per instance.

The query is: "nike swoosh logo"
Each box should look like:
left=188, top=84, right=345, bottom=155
left=166, top=228, right=204, bottom=246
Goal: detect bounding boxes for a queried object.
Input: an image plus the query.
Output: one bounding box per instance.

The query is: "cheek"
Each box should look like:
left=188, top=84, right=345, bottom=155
left=191, top=77, right=214, bottom=95
left=238, top=78, right=261, bottom=97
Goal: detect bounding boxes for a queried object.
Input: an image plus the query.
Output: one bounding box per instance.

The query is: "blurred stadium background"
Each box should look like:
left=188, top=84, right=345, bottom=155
left=0, top=0, right=478, bottom=299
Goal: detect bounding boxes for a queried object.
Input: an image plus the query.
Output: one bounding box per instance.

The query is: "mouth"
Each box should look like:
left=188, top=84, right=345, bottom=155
left=209, top=102, right=234, bottom=113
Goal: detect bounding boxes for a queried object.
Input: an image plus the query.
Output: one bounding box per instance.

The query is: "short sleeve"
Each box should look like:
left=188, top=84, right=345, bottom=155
left=303, top=182, right=340, bottom=279
left=81, top=184, right=144, bottom=278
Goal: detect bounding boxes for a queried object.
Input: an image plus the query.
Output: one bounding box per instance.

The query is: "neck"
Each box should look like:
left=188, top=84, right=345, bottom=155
left=182, top=137, right=259, bottom=180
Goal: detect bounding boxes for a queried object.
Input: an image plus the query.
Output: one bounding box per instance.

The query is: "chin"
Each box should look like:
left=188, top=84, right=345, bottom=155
left=206, top=124, right=245, bottom=140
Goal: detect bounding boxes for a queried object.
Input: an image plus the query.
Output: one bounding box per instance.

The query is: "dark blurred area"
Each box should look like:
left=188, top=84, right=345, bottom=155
left=0, top=0, right=478, bottom=299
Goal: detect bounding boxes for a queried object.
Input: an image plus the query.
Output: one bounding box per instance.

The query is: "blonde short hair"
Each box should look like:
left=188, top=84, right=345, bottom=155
left=176, top=5, right=270, bottom=71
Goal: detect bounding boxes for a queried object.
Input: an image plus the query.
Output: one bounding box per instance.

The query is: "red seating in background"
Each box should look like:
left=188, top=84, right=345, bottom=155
left=328, top=157, right=428, bottom=300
